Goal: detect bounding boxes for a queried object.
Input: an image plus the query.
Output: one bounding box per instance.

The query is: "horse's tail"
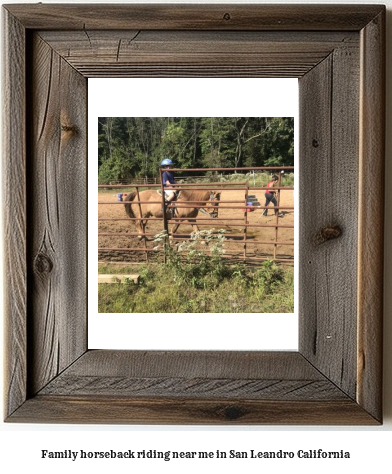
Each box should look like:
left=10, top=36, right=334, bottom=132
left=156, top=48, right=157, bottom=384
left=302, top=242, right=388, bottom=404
left=124, top=191, right=137, bottom=219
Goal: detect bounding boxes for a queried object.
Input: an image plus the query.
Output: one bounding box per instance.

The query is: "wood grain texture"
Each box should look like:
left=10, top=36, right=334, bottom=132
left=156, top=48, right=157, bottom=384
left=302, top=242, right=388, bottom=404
left=299, top=40, right=360, bottom=399
left=11, top=351, right=376, bottom=424
left=38, top=351, right=346, bottom=400
left=357, top=9, right=385, bottom=422
left=4, top=4, right=384, bottom=30
left=27, top=33, right=87, bottom=395
left=2, top=9, right=28, bottom=419
left=38, top=30, right=358, bottom=78
left=39, top=377, right=347, bottom=400
left=9, top=396, right=378, bottom=425
left=2, top=4, right=385, bottom=425
left=58, top=350, right=324, bottom=379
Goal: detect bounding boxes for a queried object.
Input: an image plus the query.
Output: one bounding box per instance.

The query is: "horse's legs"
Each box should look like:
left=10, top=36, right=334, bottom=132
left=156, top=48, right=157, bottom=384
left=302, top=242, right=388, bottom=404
left=170, top=221, right=198, bottom=237
left=141, top=220, right=147, bottom=240
left=189, top=220, right=200, bottom=233
left=171, top=210, right=199, bottom=237
left=134, top=205, right=147, bottom=240
left=135, top=219, right=145, bottom=240
left=171, top=223, right=179, bottom=235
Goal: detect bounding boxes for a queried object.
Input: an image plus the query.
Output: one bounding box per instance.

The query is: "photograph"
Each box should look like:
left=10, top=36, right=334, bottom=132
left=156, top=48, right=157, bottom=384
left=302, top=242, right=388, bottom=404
left=2, top=7, right=390, bottom=470
left=97, top=117, right=295, bottom=313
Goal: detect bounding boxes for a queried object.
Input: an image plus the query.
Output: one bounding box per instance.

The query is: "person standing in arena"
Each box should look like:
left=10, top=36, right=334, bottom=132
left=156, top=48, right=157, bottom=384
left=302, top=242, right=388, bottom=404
left=263, top=174, right=280, bottom=217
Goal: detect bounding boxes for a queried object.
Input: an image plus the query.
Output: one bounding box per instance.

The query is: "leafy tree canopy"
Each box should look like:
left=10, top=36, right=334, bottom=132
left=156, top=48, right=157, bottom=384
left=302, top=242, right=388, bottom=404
left=98, top=117, right=294, bottom=183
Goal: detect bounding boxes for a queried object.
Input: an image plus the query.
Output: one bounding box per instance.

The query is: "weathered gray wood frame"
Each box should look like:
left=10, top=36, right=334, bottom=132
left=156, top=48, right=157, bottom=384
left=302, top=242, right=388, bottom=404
left=3, top=4, right=385, bottom=424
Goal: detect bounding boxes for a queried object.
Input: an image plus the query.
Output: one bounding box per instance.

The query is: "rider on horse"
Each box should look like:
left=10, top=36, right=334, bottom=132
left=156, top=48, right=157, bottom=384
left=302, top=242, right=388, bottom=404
left=161, top=158, right=177, bottom=215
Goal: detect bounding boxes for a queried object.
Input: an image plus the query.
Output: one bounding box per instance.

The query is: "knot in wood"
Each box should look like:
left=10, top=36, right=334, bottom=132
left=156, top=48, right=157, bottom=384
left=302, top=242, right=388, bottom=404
left=312, top=139, right=319, bottom=148
left=34, top=252, right=53, bottom=275
left=223, top=13, right=231, bottom=21
left=223, top=405, right=244, bottom=420
left=61, top=124, right=77, bottom=134
left=314, top=225, right=342, bottom=245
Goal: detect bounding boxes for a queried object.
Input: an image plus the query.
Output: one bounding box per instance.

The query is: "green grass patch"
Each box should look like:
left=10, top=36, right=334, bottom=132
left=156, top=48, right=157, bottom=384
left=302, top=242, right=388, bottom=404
left=98, top=230, right=294, bottom=313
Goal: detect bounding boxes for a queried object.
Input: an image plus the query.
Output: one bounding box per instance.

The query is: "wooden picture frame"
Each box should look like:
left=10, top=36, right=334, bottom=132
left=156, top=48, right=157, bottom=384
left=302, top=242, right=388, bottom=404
left=3, top=4, right=385, bottom=424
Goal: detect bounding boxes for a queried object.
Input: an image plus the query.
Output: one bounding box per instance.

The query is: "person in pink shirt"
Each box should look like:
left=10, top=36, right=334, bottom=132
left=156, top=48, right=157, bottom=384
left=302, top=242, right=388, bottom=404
left=263, top=175, right=280, bottom=217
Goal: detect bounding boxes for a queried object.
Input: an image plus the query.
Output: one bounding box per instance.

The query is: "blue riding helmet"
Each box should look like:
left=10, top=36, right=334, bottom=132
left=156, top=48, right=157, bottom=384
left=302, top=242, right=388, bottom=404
left=161, top=158, right=173, bottom=166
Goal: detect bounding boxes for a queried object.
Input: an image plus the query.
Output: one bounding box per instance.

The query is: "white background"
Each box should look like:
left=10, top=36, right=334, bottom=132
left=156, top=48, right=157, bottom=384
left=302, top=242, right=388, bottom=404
left=89, top=78, right=299, bottom=351
left=1, top=0, right=391, bottom=473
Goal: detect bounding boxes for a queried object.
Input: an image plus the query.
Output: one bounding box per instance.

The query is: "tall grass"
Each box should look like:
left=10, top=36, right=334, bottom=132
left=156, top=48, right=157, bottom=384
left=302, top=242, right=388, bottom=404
left=98, top=230, right=294, bottom=313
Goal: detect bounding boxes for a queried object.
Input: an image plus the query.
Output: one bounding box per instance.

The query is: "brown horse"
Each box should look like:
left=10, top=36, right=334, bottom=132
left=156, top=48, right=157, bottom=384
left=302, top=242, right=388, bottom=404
left=124, top=189, right=221, bottom=239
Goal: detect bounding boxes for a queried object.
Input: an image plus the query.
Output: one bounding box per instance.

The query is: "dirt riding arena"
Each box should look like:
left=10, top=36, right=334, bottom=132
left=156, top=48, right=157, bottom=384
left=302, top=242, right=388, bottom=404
left=98, top=186, right=294, bottom=266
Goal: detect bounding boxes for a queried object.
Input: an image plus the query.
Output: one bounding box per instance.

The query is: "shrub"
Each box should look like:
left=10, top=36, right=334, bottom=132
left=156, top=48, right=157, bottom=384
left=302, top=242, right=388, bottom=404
left=98, top=232, right=294, bottom=313
left=153, top=229, right=229, bottom=289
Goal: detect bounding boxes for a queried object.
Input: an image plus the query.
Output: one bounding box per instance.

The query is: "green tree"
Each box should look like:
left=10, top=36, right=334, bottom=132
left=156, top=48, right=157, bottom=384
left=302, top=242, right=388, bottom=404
left=97, top=116, right=295, bottom=182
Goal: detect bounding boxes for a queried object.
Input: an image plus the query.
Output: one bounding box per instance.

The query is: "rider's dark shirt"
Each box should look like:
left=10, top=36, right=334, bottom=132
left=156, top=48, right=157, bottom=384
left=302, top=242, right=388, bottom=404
left=162, top=171, right=175, bottom=187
